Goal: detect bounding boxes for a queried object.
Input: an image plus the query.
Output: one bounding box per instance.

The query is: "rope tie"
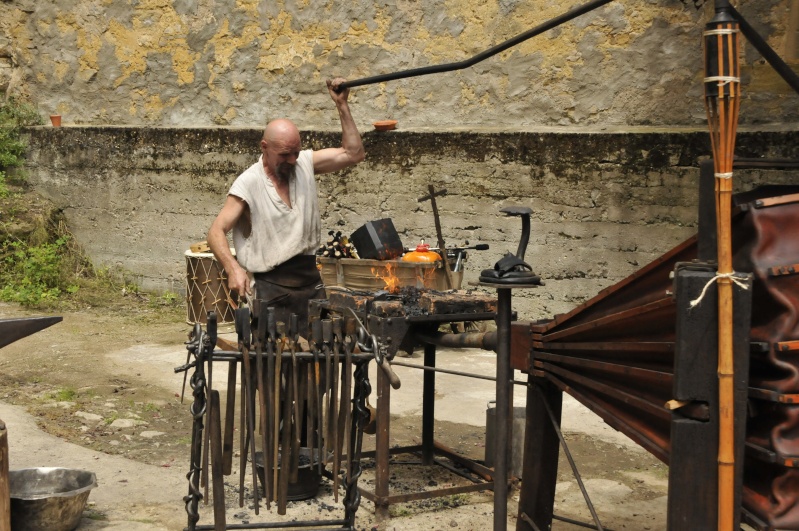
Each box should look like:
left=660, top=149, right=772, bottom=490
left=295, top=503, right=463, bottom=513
left=689, top=272, right=750, bottom=308
left=703, top=28, right=739, bottom=37
left=704, top=75, right=740, bottom=87
left=715, top=172, right=733, bottom=179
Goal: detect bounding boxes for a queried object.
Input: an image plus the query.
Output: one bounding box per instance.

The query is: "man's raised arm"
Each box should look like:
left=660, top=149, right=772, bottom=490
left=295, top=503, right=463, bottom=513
left=313, top=77, right=365, bottom=174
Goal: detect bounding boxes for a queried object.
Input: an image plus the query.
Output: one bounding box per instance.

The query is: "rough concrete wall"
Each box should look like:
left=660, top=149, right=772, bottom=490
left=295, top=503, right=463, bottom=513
left=25, top=127, right=799, bottom=320
left=1, top=1, right=797, bottom=128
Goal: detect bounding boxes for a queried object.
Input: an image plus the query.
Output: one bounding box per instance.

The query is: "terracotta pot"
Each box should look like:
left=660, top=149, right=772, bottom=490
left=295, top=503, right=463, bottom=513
left=373, top=119, right=397, bottom=132
left=50, top=115, right=61, bottom=127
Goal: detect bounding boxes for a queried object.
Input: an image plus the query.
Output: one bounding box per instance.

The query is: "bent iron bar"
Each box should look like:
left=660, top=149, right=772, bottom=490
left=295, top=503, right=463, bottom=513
left=178, top=309, right=372, bottom=531
left=335, top=0, right=799, bottom=98
left=337, top=0, right=616, bottom=91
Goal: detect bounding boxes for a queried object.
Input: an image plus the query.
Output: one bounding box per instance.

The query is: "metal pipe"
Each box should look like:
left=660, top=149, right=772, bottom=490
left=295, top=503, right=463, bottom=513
left=422, top=343, right=436, bottom=465
left=414, top=330, right=497, bottom=351
left=389, top=360, right=528, bottom=385
left=494, top=288, right=512, bottom=531
left=337, top=0, right=616, bottom=91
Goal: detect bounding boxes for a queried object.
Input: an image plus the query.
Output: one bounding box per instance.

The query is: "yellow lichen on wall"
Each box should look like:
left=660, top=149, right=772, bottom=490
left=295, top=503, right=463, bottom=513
left=76, top=30, right=102, bottom=72
left=143, top=93, right=179, bottom=121
left=107, top=3, right=199, bottom=93
left=206, top=17, right=266, bottom=105
left=429, top=1, right=584, bottom=79
left=3, top=0, right=793, bottom=127
left=596, top=5, right=695, bottom=60
left=253, top=5, right=401, bottom=80
left=460, top=81, right=477, bottom=103
left=396, top=88, right=408, bottom=109
left=54, top=62, right=70, bottom=83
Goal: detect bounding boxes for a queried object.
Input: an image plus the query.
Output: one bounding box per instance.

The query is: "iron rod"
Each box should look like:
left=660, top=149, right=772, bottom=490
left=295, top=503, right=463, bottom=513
left=552, top=513, right=616, bottom=530
left=190, top=521, right=349, bottom=530
left=535, top=385, right=604, bottom=531
left=338, top=0, right=616, bottom=90
left=389, top=360, right=528, bottom=385
left=200, top=351, right=373, bottom=363
left=520, top=512, right=544, bottom=531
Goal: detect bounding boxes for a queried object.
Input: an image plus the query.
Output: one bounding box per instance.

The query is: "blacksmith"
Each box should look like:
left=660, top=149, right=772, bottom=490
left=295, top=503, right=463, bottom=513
left=208, top=78, right=364, bottom=334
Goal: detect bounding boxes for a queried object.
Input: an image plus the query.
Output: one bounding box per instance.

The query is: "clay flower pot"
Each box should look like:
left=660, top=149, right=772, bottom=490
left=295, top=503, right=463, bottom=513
left=50, top=115, right=61, bottom=127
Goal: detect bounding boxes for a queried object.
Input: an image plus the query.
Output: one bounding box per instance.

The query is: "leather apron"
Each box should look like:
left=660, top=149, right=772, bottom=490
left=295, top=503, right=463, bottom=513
left=253, top=254, right=325, bottom=338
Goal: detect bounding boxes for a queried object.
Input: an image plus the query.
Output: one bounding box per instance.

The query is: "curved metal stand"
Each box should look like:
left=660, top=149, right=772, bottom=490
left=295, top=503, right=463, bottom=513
left=344, top=359, right=372, bottom=528
left=183, top=320, right=214, bottom=530
left=177, top=309, right=371, bottom=531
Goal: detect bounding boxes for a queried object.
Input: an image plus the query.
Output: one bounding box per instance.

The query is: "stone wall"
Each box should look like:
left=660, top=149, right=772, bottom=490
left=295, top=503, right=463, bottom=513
left=1, top=1, right=798, bottom=129
left=25, top=126, right=799, bottom=321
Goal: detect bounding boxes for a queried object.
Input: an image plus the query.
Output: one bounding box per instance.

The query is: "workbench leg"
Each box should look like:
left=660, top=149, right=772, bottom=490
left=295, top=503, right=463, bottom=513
left=494, top=288, right=512, bottom=531
left=422, top=343, right=436, bottom=466
left=516, top=377, right=561, bottom=531
left=375, top=362, right=391, bottom=521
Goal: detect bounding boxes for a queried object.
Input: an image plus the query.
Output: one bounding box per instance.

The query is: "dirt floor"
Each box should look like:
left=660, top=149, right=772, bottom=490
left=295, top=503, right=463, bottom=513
left=0, top=301, right=669, bottom=530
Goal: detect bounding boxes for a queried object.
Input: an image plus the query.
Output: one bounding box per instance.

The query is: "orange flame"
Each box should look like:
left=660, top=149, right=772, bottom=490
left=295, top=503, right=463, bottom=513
left=418, top=266, right=437, bottom=290
left=372, top=262, right=401, bottom=293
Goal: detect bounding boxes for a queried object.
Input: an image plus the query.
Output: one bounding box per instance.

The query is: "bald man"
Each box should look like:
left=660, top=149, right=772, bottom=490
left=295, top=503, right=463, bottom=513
left=207, top=78, right=364, bottom=334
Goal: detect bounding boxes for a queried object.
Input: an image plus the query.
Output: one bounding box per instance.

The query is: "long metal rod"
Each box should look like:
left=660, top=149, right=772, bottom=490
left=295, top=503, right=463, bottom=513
left=389, top=360, right=528, bottom=385
left=191, top=521, right=349, bottom=530
left=338, top=0, right=616, bottom=90
left=729, top=5, right=799, bottom=95
left=201, top=351, right=373, bottom=363
left=552, top=514, right=615, bottom=530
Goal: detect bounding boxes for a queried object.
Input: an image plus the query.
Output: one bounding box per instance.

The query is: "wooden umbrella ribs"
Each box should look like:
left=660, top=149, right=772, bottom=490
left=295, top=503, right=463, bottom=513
left=513, top=181, right=799, bottom=531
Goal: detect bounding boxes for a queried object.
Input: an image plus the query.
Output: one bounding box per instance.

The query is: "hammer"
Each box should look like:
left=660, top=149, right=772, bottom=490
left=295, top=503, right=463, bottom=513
left=417, top=185, right=455, bottom=289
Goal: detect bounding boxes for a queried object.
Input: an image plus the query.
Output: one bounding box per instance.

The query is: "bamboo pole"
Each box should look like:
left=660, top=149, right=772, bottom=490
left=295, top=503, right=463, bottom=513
left=703, top=3, right=740, bottom=529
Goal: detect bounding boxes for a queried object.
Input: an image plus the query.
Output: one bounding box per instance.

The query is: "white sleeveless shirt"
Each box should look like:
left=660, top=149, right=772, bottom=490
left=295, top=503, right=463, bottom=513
left=229, top=150, right=320, bottom=273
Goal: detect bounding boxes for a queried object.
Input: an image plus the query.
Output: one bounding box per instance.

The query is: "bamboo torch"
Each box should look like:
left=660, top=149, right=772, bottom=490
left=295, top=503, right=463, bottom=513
left=703, top=2, right=740, bottom=529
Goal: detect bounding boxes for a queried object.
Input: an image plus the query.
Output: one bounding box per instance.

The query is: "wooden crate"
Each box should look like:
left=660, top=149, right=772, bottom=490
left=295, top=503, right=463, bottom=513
left=318, top=257, right=462, bottom=292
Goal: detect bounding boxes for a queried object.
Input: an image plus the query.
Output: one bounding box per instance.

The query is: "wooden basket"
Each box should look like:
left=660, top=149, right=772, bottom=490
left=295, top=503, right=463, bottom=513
left=318, top=257, right=462, bottom=292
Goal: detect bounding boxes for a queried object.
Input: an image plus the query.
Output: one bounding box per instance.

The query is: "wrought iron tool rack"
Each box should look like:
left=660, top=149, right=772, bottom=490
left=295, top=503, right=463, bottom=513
left=177, top=305, right=375, bottom=531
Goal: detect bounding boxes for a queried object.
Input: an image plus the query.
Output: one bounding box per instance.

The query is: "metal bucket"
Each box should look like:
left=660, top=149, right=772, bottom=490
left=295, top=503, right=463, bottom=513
left=9, top=467, right=97, bottom=531
left=484, top=402, right=526, bottom=479
left=254, top=448, right=321, bottom=501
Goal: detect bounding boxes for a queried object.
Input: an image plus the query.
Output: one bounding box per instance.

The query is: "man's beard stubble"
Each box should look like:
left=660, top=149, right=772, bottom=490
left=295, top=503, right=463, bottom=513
left=276, top=163, right=295, bottom=181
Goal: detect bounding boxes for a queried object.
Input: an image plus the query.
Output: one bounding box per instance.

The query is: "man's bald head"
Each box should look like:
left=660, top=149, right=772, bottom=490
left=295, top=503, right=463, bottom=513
left=261, top=119, right=302, bottom=182
left=263, top=118, right=300, bottom=144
